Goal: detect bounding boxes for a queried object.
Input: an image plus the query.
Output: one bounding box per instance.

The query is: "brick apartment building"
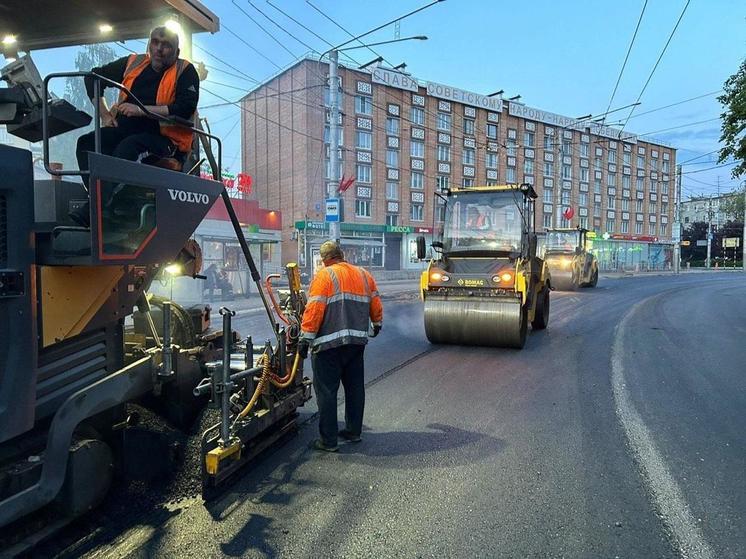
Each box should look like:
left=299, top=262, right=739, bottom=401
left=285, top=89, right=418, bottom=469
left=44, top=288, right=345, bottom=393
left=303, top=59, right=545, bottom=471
left=241, top=58, right=677, bottom=273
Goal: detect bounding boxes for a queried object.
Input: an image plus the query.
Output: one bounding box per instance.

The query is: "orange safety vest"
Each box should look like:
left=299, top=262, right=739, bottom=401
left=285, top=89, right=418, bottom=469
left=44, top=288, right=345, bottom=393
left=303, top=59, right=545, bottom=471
left=301, top=262, right=383, bottom=353
left=119, top=54, right=194, bottom=153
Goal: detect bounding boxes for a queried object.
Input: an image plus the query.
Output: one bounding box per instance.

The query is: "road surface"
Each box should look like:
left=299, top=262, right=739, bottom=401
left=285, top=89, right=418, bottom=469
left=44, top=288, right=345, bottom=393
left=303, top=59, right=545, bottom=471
left=42, top=272, right=745, bottom=558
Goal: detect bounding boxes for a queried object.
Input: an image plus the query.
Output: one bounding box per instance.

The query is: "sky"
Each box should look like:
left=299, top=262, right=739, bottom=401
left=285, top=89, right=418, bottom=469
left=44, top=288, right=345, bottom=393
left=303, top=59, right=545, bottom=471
left=4, top=0, right=745, bottom=202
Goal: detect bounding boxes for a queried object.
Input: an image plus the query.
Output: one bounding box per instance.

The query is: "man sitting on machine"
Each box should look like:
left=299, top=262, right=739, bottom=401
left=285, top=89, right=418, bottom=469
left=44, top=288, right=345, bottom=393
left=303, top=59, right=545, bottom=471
left=71, top=25, right=199, bottom=226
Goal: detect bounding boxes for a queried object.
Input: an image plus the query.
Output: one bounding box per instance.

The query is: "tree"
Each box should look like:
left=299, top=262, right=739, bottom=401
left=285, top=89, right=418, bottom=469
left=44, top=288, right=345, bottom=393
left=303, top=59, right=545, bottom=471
left=49, top=44, right=118, bottom=170
left=718, top=187, right=745, bottom=220
left=718, top=58, right=746, bottom=179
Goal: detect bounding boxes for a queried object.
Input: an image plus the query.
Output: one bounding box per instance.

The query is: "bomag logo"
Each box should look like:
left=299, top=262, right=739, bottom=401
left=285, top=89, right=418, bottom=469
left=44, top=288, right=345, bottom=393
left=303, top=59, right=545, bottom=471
left=457, top=278, right=485, bottom=287
left=168, top=188, right=210, bottom=205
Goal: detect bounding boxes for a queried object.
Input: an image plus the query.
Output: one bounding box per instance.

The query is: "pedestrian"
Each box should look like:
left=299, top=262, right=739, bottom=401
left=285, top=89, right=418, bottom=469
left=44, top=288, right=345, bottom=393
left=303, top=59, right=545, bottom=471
left=298, top=240, right=383, bottom=452
left=71, top=25, right=199, bottom=226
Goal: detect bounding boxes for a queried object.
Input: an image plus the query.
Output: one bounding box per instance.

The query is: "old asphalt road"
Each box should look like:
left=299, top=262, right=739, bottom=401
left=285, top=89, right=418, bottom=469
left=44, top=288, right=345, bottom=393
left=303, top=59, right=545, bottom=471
left=43, top=273, right=744, bottom=558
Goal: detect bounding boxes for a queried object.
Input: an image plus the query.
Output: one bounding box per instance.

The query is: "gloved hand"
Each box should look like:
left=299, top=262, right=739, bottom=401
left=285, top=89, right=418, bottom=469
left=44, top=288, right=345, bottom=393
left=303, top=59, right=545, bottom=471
left=372, top=324, right=381, bottom=338
left=297, top=339, right=310, bottom=359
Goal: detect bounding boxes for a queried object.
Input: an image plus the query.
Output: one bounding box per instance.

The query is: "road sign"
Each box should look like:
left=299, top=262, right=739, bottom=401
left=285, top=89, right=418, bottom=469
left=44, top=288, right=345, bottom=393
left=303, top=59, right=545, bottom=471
left=680, top=240, right=690, bottom=246
left=696, top=239, right=708, bottom=247
left=325, top=198, right=341, bottom=222
left=724, top=237, right=740, bottom=248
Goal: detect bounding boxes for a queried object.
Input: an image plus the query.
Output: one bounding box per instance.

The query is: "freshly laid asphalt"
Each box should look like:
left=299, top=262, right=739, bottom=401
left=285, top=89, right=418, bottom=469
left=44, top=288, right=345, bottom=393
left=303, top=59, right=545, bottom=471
left=43, top=272, right=744, bottom=558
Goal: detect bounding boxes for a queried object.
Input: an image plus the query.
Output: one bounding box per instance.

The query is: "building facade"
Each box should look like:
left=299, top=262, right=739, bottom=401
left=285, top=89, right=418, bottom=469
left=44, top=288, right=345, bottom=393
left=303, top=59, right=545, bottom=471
left=241, top=58, right=677, bottom=273
left=681, top=192, right=739, bottom=226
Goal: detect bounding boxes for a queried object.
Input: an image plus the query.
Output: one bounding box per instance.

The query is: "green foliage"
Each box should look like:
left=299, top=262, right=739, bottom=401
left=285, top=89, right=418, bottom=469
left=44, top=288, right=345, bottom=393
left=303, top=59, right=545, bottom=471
left=718, top=58, right=746, bottom=179
left=49, top=44, right=118, bottom=170
left=718, top=187, right=745, bottom=219
left=681, top=219, right=744, bottom=262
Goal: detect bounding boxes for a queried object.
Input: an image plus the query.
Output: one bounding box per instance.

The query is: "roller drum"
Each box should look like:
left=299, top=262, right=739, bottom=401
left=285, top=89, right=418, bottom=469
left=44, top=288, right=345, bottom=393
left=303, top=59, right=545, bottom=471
left=424, top=295, right=526, bottom=348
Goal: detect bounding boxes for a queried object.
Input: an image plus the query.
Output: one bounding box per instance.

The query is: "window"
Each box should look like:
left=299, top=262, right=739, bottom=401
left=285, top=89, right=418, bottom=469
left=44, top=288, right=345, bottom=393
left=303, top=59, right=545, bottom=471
left=544, top=162, right=554, bottom=177
left=623, top=175, right=631, bottom=189
left=486, top=153, right=498, bottom=169
left=636, top=199, right=643, bottom=212
left=355, top=199, right=371, bottom=217
left=355, top=131, right=372, bottom=150
left=621, top=221, right=629, bottom=233
left=662, top=182, right=669, bottom=195
left=650, top=180, right=657, bottom=193
left=386, top=182, right=398, bottom=200
left=464, top=119, right=475, bottom=135
left=623, top=152, right=631, bottom=165
left=506, top=138, right=517, bottom=156
left=579, top=216, right=588, bottom=229
left=636, top=177, right=644, bottom=191
left=660, top=222, right=668, bottom=235
left=607, top=173, right=616, bottom=187
left=487, top=124, right=498, bottom=139
left=355, top=95, right=372, bottom=114
left=562, top=141, right=572, bottom=157
left=662, top=160, right=670, bottom=173
left=608, top=150, right=617, bottom=164
left=325, top=159, right=342, bottom=179
left=649, top=223, right=657, bottom=235
left=386, top=149, right=398, bottom=168
left=436, top=175, right=450, bottom=191
left=463, top=148, right=475, bottom=165
left=622, top=199, right=629, bottom=211
left=579, top=192, right=588, bottom=206
left=650, top=201, right=657, bottom=213
left=661, top=202, right=668, bottom=214
left=411, top=203, right=424, bottom=221
left=635, top=222, right=643, bottom=234
left=594, top=157, right=602, bottom=170
left=410, top=140, right=425, bottom=158
left=562, top=165, right=572, bottom=179
left=544, top=135, right=553, bottom=150
left=524, top=159, right=534, bottom=175
left=580, top=168, right=589, bottom=182
left=606, top=220, right=615, bottom=233
left=324, top=126, right=344, bottom=144
left=463, top=178, right=474, bottom=188
left=506, top=167, right=516, bottom=182
left=437, top=145, right=451, bottom=161
left=386, top=117, right=400, bottom=135
left=437, top=113, right=451, bottom=131
left=435, top=204, right=446, bottom=222
left=411, top=107, right=425, bottom=126
left=543, top=189, right=554, bottom=203
left=356, top=164, right=371, bottom=183
left=543, top=214, right=553, bottom=228
left=524, top=131, right=535, bottom=147
left=386, top=214, right=398, bottom=226
left=411, top=172, right=424, bottom=189
left=637, top=155, right=645, bottom=168
left=608, top=196, right=616, bottom=209
left=594, top=179, right=602, bottom=194
left=594, top=203, right=601, bottom=217
left=561, top=191, right=570, bottom=205
left=580, top=143, right=589, bottom=157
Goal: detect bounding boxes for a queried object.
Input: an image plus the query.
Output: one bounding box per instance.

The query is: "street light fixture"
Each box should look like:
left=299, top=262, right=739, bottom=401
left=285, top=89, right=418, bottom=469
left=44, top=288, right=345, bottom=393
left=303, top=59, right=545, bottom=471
left=508, top=95, right=521, bottom=101
left=488, top=89, right=504, bottom=97
left=359, top=56, right=383, bottom=69
left=393, top=62, right=407, bottom=71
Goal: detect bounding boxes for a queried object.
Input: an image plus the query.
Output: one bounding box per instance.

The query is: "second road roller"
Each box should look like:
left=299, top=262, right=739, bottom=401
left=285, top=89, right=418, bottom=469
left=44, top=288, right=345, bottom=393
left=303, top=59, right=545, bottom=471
left=416, top=184, right=551, bottom=349
left=542, top=227, right=599, bottom=290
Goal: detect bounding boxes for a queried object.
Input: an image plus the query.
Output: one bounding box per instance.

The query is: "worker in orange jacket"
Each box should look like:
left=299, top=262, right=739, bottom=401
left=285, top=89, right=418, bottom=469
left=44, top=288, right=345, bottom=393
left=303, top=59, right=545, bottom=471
left=71, top=25, right=198, bottom=226
left=299, top=241, right=383, bottom=452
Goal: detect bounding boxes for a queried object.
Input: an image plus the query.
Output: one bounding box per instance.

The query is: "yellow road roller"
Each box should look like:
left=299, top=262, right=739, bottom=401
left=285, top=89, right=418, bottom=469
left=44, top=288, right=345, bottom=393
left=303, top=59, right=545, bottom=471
left=543, top=227, right=598, bottom=290
left=416, top=184, right=551, bottom=349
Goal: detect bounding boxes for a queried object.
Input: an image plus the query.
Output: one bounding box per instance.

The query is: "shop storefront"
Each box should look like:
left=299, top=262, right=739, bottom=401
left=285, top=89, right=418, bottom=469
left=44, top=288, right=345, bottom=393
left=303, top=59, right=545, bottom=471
left=295, top=221, right=434, bottom=273
left=587, top=232, right=674, bottom=271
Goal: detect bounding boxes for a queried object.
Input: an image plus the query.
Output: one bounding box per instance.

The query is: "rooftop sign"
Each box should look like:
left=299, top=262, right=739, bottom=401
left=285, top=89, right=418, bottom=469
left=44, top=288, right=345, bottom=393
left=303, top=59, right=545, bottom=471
left=427, top=81, right=502, bottom=111
left=371, top=68, right=420, bottom=92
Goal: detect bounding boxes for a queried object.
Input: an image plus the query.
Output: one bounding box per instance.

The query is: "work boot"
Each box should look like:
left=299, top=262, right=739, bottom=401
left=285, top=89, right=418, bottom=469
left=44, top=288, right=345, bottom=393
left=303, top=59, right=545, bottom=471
left=338, top=429, right=361, bottom=443
left=312, top=439, right=338, bottom=453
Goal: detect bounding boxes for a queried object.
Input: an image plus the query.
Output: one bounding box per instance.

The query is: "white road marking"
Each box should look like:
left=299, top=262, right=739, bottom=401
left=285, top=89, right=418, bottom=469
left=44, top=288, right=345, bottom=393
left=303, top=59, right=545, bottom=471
left=611, top=294, right=715, bottom=559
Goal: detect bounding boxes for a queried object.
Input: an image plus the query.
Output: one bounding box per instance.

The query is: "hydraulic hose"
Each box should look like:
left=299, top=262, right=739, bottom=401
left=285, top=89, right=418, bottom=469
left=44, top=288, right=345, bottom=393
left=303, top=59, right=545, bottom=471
left=269, top=351, right=302, bottom=389
left=232, top=352, right=271, bottom=426
left=265, top=274, right=290, bottom=325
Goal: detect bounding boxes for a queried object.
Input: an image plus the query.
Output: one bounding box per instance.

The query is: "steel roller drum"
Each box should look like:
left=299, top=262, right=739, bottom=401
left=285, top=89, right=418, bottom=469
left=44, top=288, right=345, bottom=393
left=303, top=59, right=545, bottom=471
left=549, top=268, right=575, bottom=291
left=424, top=295, right=526, bottom=348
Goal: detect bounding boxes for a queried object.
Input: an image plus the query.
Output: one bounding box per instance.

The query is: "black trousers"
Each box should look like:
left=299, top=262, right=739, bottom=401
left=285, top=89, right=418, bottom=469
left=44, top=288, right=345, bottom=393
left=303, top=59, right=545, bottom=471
left=311, top=345, right=366, bottom=446
left=76, top=128, right=175, bottom=187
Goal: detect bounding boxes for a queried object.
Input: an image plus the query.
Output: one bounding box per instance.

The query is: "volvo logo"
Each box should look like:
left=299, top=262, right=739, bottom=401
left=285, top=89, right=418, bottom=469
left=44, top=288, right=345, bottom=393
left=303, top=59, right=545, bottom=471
left=168, top=188, right=210, bottom=205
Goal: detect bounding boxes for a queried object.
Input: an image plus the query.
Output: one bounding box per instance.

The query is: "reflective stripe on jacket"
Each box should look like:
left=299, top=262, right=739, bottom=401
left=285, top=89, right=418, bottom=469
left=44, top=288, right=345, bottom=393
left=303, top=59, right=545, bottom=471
left=300, top=262, right=383, bottom=353
left=119, top=54, right=194, bottom=152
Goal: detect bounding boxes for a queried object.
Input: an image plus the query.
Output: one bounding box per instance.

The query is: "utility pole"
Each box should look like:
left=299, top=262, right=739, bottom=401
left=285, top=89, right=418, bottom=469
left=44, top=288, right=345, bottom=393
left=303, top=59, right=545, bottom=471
left=328, top=49, right=341, bottom=242
left=673, top=164, right=682, bottom=273
left=742, top=180, right=746, bottom=271
left=706, top=196, right=713, bottom=268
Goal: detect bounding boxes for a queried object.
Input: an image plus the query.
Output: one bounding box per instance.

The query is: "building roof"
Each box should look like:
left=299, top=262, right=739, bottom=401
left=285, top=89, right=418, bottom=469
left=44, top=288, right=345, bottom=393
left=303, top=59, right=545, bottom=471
left=0, top=0, right=219, bottom=51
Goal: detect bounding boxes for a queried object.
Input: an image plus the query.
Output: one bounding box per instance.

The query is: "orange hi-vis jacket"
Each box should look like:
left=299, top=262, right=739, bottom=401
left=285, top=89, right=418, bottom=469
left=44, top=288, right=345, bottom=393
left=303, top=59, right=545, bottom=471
left=119, top=54, right=194, bottom=153
left=301, top=262, right=383, bottom=353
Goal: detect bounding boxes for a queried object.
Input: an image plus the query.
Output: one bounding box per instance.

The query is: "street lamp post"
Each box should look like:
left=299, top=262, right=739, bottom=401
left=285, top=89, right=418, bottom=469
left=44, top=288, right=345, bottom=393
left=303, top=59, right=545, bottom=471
left=320, top=35, right=428, bottom=243
left=742, top=179, right=746, bottom=271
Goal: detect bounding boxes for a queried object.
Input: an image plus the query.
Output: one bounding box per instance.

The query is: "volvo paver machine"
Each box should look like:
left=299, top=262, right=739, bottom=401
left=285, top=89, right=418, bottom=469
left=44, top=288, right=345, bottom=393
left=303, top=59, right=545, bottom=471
left=417, top=184, right=551, bottom=349
left=0, top=3, right=310, bottom=536
left=543, top=227, right=598, bottom=290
